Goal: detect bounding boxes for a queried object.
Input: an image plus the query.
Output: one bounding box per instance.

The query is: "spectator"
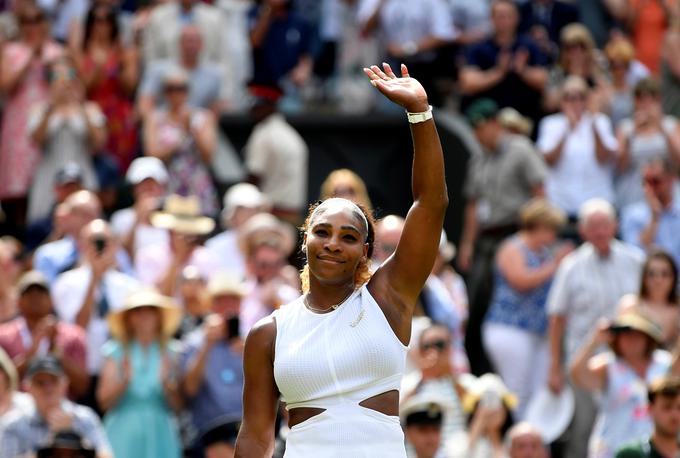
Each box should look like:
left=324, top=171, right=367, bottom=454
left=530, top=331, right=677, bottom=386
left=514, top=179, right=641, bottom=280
left=33, top=191, right=134, bottom=284
left=661, top=20, right=680, bottom=118
left=248, top=0, right=313, bottom=104
left=238, top=212, right=298, bottom=335
left=615, top=78, right=680, bottom=209
left=537, top=76, right=618, bottom=219
left=570, top=312, right=674, bottom=458
left=27, top=55, right=106, bottom=224
left=618, top=250, right=679, bottom=349
left=143, top=70, right=218, bottom=216
left=175, top=265, right=209, bottom=338
left=244, top=87, right=309, bottom=224
left=507, top=422, right=548, bottom=458
left=0, top=270, right=88, bottom=398
left=447, top=373, right=517, bottom=458
left=51, top=219, right=140, bottom=407
left=0, top=347, right=31, bottom=416
left=574, top=0, right=617, bottom=48
left=460, top=0, right=548, bottom=123
left=37, top=0, right=87, bottom=44
left=547, top=198, right=645, bottom=458
left=24, top=162, right=85, bottom=251
left=319, top=168, right=373, bottom=213
left=180, top=272, right=247, bottom=457
left=612, top=0, right=678, bottom=74
left=136, top=195, right=219, bottom=294
left=621, top=158, right=680, bottom=268
left=399, top=395, right=447, bottom=458
left=0, top=238, right=21, bottom=323
left=517, top=0, right=579, bottom=54
left=142, top=0, right=225, bottom=67
left=205, top=183, right=271, bottom=280
left=36, top=429, right=97, bottom=458
left=447, top=0, right=492, bottom=46
left=601, top=38, right=638, bottom=129
left=0, top=3, right=62, bottom=230
left=77, top=2, right=139, bottom=173
left=543, top=24, right=606, bottom=112
left=138, top=25, right=225, bottom=119
left=357, top=0, right=457, bottom=108
left=497, top=107, right=534, bottom=137
left=401, top=324, right=467, bottom=452
left=482, top=198, right=570, bottom=420
left=214, top=0, right=252, bottom=112
left=110, top=157, right=169, bottom=261
left=0, top=355, right=112, bottom=458
left=372, top=214, right=404, bottom=266
left=97, top=289, right=182, bottom=458
left=458, top=98, right=546, bottom=375
left=614, top=375, right=680, bottom=458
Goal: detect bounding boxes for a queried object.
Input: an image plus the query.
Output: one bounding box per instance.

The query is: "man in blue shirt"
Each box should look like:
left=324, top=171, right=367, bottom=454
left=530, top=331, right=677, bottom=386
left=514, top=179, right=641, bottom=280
left=621, top=158, right=680, bottom=268
left=180, top=272, right=247, bottom=457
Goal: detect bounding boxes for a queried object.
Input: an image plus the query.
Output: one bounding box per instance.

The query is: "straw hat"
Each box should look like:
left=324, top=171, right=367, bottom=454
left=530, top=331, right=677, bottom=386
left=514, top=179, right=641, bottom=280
left=610, top=311, right=664, bottom=345
left=107, top=289, right=182, bottom=342
left=460, top=373, right=518, bottom=413
left=237, top=212, right=296, bottom=257
left=498, top=107, right=534, bottom=136
left=207, top=271, right=248, bottom=298
left=0, top=346, right=17, bottom=391
left=150, top=195, right=215, bottom=235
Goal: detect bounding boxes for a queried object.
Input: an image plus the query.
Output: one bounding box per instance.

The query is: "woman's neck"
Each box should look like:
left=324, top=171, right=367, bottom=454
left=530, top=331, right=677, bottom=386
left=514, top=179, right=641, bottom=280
left=644, top=294, right=671, bottom=306
left=519, top=231, right=542, bottom=252
left=306, top=280, right=355, bottom=311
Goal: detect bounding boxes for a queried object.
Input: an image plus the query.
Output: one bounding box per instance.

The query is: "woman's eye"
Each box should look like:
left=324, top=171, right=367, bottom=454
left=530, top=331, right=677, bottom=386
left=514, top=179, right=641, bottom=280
left=343, top=235, right=357, bottom=242
left=314, top=229, right=328, bottom=236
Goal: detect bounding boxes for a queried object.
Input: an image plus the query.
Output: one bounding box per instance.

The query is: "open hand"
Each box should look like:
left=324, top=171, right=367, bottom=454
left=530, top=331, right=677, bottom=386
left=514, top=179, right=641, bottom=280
left=364, top=63, right=429, bottom=113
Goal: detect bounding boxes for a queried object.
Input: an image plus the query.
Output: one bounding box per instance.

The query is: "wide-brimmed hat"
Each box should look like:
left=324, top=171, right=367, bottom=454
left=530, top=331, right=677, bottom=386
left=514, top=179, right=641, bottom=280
left=610, top=311, right=664, bottom=344
left=0, top=347, right=18, bottom=390
left=151, top=194, right=215, bottom=235
left=207, top=271, right=248, bottom=298
left=126, top=157, right=169, bottom=185
left=460, top=373, right=518, bottom=413
left=400, top=394, right=448, bottom=427
left=498, top=107, right=533, bottom=136
left=16, top=270, right=50, bottom=296
left=107, top=289, right=182, bottom=342
left=525, top=385, right=575, bottom=443
left=237, top=212, right=296, bottom=257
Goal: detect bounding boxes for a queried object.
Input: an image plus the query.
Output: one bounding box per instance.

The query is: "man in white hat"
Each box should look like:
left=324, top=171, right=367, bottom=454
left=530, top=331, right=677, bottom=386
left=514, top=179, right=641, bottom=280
left=205, top=183, right=270, bottom=280
left=507, top=422, right=548, bottom=458
left=110, top=157, right=170, bottom=261
left=180, top=271, right=247, bottom=457
left=400, top=395, right=448, bottom=458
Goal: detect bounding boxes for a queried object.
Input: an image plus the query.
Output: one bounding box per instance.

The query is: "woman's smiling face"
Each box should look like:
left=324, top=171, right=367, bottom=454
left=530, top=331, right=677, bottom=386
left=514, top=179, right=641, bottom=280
left=304, top=199, right=369, bottom=288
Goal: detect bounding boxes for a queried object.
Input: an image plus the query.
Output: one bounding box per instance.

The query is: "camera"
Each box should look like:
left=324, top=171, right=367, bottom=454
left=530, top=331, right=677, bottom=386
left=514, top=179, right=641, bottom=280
left=93, top=237, right=107, bottom=254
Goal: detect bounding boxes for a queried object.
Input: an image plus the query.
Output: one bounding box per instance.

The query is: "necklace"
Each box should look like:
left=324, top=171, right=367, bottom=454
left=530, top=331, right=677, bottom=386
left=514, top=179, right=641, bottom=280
left=304, top=289, right=355, bottom=314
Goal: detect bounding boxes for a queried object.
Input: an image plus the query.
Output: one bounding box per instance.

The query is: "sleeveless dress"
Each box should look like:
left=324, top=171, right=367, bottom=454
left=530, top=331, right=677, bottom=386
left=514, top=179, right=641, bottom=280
left=102, top=340, right=182, bottom=458
left=588, top=349, right=671, bottom=458
left=82, top=50, right=138, bottom=172
left=273, top=285, right=408, bottom=457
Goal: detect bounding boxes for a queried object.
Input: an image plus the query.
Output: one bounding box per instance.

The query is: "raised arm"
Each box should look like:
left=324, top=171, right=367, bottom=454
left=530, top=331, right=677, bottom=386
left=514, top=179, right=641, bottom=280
left=234, top=318, right=280, bottom=458
left=364, top=64, right=448, bottom=341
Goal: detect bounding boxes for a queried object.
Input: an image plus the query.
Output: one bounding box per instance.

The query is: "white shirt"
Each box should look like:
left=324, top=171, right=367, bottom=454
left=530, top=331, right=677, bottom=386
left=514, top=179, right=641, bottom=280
left=110, top=207, right=170, bottom=257
left=204, top=230, right=246, bottom=280
left=52, top=267, right=141, bottom=373
left=244, top=114, right=308, bottom=210
left=546, top=240, right=644, bottom=365
left=537, top=112, right=618, bottom=215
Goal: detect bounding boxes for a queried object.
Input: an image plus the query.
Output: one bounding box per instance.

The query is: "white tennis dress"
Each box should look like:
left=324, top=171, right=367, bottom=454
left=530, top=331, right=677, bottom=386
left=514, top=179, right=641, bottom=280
left=273, top=285, right=408, bottom=457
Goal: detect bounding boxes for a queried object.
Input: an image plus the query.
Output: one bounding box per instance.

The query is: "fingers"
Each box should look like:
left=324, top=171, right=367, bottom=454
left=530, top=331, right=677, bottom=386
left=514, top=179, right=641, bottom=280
left=401, top=63, right=410, bottom=78
left=362, top=67, right=381, bottom=82
left=370, top=64, right=391, bottom=81
left=383, top=62, right=397, bottom=79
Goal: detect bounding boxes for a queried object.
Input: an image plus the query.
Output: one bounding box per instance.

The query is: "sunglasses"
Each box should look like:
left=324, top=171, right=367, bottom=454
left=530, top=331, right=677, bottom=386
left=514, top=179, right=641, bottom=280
left=165, top=84, right=188, bottom=93
left=563, top=93, right=586, bottom=102
left=20, top=15, right=44, bottom=25
left=645, top=176, right=664, bottom=187
left=421, top=339, right=448, bottom=352
left=564, top=42, right=587, bottom=51
left=646, top=269, right=673, bottom=279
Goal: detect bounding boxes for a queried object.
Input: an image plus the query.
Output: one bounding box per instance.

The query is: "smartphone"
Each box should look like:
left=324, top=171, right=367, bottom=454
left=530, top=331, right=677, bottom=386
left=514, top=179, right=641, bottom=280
left=226, top=316, right=240, bottom=340
left=93, top=237, right=107, bottom=254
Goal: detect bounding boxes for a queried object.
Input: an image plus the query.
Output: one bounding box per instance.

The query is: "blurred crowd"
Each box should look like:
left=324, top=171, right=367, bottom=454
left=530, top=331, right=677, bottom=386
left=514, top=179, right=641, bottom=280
left=2, top=0, right=680, bottom=458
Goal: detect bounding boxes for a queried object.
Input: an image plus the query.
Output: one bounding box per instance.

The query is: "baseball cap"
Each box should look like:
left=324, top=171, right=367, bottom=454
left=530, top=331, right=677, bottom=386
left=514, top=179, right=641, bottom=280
left=126, top=157, right=169, bottom=185
left=25, top=354, right=65, bottom=380
left=400, top=395, right=446, bottom=427
left=16, top=270, right=50, bottom=296
left=464, top=98, right=499, bottom=127
left=54, top=162, right=84, bottom=186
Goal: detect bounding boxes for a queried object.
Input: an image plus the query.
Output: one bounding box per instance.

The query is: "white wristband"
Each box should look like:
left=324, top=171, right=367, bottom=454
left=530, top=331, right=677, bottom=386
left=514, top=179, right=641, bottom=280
left=407, top=105, right=433, bottom=124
